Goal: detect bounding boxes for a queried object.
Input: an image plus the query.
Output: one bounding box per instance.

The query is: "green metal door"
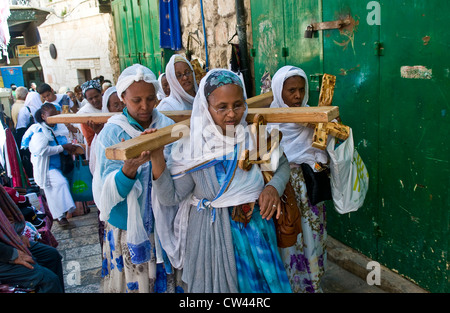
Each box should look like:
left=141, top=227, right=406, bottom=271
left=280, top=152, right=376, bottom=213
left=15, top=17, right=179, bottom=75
left=250, top=0, right=285, bottom=94
left=320, top=0, right=381, bottom=259
left=376, top=1, right=449, bottom=292
left=250, top=0, right=449, bottom=292
left=111, top=0, right=163, bottom=74
left=250, top=0, right=323, bottom=104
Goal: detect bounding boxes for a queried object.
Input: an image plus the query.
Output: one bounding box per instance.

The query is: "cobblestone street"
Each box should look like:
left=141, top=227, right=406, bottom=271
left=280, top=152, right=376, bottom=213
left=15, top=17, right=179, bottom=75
left=52, top=206, right=102, bottom=293
left=51, top=206, right=391, bottom=294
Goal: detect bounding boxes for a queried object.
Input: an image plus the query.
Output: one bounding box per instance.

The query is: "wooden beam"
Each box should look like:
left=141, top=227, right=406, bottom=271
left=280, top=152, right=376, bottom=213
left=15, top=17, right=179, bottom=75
left=104, top=119, right=191, bottom=161
left=47, top=112, right=117, bottom=124
left=246, top=91, right=273, bottom=108
left=47, top=91, right=275, bottom=125
left=247, top=106, right=338, bottom=123
left=47, top=104, right=339, bottom=125
left=105, top=106, right=339, bottom=160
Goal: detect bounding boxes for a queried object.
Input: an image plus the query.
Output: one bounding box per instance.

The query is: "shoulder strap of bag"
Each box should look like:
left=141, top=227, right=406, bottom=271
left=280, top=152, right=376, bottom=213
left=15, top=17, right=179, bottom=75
left=49, top=128, right=60, bottom=145
left=26, top=107, right=34, bottom=121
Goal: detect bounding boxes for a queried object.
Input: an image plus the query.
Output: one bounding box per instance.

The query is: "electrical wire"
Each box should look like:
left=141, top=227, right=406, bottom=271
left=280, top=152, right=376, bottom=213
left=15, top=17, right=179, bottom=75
left=199, top=0, right=209, bottom=71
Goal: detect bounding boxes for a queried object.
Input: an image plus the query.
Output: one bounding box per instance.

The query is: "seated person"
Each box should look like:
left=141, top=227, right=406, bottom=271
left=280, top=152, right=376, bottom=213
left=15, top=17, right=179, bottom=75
left=0, top=185, right=64, bottom=293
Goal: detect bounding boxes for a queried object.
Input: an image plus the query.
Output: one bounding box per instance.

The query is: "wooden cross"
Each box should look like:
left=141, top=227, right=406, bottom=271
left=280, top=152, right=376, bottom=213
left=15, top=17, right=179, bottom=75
left=104, top=106, right=339, bottom=160
left=47, top=74, right=349, bottom=160
left=311, top=73, right=350, bottom=149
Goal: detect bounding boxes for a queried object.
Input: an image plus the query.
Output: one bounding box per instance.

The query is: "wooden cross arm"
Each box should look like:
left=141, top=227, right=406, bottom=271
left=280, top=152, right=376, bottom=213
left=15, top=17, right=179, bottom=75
left=158, top=106, right=339, bottom=124
left=47, top=105, right=339, bottom=125
left=47, top=91, right=274, bottom=125
left=104, top=106, right=339, bottom=160
left=47, top=112, right=118, bottom=124
left=105, top=119, right=191, bottom=160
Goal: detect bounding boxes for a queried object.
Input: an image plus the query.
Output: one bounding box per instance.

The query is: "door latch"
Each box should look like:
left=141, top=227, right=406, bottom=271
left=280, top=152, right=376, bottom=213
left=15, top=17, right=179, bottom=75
left=304, top=18, right=352, bottom=38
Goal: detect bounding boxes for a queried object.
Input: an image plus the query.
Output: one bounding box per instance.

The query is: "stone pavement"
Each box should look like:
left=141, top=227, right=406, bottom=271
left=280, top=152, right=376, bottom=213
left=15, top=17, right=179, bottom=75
left=51, top=205, right=102, bottom=293
left=50, top=206, right=426, bottom=293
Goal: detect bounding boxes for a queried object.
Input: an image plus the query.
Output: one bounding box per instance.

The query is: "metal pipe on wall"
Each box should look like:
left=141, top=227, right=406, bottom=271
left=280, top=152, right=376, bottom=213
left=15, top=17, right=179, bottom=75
left=235, top=0, right=253, bottom=97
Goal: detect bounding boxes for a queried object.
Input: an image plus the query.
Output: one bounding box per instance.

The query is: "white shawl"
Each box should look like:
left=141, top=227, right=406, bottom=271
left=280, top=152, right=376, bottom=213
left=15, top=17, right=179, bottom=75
left=22, top=123, right=69, bottom=188
left=153, top=69, right=267, bottom=269
left=156, top=54, right=198, bottom=111
left=268, top=65, right=328, bottom=169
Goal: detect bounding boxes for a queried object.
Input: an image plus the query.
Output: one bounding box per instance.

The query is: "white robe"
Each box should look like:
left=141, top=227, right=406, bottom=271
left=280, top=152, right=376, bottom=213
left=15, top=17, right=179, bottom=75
left=22, top=123, right=75, bottom=219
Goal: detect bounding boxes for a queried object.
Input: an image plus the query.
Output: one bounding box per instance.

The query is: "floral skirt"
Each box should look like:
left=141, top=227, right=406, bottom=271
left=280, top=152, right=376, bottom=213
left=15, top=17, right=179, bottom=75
left=278, top=166, right=327, bottom=293
left=101, top=222, right=185, bottom=293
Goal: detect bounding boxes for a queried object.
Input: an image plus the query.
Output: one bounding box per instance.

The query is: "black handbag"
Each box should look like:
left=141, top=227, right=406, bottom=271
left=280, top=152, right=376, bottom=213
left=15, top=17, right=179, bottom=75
left=50, top=130, right=74, bottom=175
left=300, top=163, right=332, bottom=206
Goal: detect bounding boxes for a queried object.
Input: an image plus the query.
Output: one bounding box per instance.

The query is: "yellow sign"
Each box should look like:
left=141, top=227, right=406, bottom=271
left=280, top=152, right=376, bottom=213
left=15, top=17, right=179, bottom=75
left=16, top=45, right=39, bottom=57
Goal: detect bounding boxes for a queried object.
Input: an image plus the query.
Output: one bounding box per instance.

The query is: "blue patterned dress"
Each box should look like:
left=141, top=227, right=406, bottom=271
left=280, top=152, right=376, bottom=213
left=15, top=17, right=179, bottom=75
left=215, top=161, right=291, bottom=293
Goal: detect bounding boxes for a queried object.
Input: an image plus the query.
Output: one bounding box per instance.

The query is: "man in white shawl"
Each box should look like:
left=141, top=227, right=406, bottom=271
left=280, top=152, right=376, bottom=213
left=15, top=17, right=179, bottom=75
left=268, top=65, right=330, bottom=293
left=156, top=54, right=198, bottom=111
left=92, top=64, right=184, bottom=293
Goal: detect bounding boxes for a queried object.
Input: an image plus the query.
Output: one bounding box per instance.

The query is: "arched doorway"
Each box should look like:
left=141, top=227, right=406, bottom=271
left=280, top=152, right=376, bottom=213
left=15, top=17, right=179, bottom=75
left=21, top=57, right=44, bottom=90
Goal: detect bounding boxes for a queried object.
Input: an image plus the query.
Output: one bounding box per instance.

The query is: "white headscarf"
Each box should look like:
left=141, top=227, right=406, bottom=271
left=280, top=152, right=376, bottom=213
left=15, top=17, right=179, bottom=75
left=167, top=68, right=250, bottom=174
left=115, top=64, right=160, bottom=101
left=268, top=65, right=328, bottom=169
left=24, top=91, right=43, bottom=113
left=157, top=73, right=167, bottom=100
left=101, top=86, right=117, bottom=113
left=156, top=54, right=198, bottom=111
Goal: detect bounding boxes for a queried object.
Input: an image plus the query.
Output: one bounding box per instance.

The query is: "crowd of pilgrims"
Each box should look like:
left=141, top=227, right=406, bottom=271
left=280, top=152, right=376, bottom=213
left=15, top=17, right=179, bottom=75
left=0, top=54, right=331, bottom=293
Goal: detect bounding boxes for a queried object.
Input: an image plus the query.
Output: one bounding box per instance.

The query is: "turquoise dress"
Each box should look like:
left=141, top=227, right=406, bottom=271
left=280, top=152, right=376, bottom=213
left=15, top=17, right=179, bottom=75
left=214, top=159, right=291, bottom=293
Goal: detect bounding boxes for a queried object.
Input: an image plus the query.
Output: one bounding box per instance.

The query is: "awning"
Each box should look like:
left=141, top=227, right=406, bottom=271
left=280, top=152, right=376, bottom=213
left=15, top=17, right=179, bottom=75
left=8, top=5, right=52, bottom=46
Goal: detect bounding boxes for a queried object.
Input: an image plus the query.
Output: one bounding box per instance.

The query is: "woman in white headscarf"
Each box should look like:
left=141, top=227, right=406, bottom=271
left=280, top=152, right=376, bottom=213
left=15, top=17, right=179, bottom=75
left=156, top=54, right=198, bottom=111
left=21, top=103, right=77, bottom=226
left=268, top=65, right=329, bottom=293
left=151, top=69, right=292, bottom=293
left=92, top=64, right=183, bottom=293
left=16, top=92, right=43, bottom=177
left=157, top=73, right=170, bottom=100
left=88, top=86, right=125, bottom=175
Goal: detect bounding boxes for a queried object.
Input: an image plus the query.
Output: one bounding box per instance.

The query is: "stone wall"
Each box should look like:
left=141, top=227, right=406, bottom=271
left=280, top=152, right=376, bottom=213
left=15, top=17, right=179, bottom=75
left=37, top=0, right=120, bottom=91
left=178, top=0, right=253, bottom=72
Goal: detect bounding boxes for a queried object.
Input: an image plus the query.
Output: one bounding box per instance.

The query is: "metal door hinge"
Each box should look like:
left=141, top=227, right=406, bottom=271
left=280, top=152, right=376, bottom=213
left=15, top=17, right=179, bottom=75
left=282, top=47, right=289, bottom=57
left=374, top=42, right=384, bottom=56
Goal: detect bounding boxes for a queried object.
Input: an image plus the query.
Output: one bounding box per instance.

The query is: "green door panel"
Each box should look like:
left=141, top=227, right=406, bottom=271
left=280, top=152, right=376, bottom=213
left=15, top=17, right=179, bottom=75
left=112, top=0, right=163, bottom=73
left=250, top=0, right=286, bottom=94
left=250, top=0, right=448, bottom=292
left=321, top=0, right=381, bottom=260
left=377, top=0, right=449, bottom=292
left=283, top=0, right=322, bottom=105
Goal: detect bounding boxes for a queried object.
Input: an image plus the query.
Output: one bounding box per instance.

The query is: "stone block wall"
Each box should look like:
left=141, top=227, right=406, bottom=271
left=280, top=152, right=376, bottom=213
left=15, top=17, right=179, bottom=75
left=178, top=0, right=253, bottom=72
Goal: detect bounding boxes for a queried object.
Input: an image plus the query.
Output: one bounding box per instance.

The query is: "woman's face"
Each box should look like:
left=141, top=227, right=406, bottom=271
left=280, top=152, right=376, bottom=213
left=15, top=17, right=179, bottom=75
left=85, top=88, right=103, bottom=110
left=207, top=84, right=245, bottom=135
left=161, top=75, right=171, bottom=96
left=282, top=76, right=306, bottom=107
left=122, top=81, right=157, bottom=129
left=42, top=106, right=58, bottom=127
left=174, top=61, right=195, bottom=96
left=107, top=92, right=125, bottom=113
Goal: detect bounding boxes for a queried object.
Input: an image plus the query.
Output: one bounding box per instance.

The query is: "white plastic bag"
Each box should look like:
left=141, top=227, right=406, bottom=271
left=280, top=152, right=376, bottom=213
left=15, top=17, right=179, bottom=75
left=327, top=128, right=369, bottom=214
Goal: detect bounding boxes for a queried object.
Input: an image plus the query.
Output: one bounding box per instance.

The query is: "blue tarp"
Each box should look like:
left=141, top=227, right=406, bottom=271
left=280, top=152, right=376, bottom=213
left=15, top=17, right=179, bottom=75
left=159, top=0, right=182, bottom=51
